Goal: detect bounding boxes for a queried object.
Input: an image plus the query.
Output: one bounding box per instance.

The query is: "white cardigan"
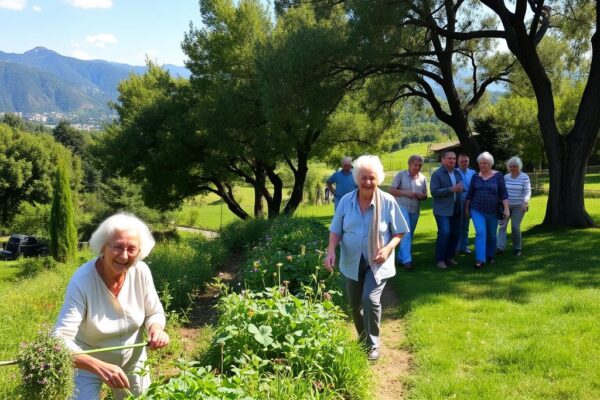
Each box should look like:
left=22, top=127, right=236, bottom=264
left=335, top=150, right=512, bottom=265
left=54, top=258, right=166, bottom=372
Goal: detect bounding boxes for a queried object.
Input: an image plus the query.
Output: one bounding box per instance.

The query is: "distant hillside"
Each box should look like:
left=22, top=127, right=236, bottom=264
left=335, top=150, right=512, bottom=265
left=0, top=61, right=104, bottom=112
left=0, top=47, right=190, bottom=114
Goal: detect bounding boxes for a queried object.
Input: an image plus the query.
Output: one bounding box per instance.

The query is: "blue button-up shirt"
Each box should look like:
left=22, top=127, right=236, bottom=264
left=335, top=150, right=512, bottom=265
left=457, top=167, right=476, bottom=199
left=329, top=189, right=408, bottom=283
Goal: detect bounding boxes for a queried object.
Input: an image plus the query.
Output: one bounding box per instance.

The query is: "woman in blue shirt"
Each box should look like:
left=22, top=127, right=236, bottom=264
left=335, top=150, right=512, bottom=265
left=324, top=155, right=408, bottom=361
left=465, top=152, right=509, bottom=268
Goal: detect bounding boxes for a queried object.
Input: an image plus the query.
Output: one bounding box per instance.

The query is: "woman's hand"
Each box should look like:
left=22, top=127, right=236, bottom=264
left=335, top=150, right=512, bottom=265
left=95, top=360, right=130, bottom=389
left=521, top=202, right=529, bottom=212
left=503, top=209, right=510, bottom=220
left=324, top=250, right=336, bottom=272
left=373, top=246, right=392, bottom=264
left=148, top=324, right=170, bottom=350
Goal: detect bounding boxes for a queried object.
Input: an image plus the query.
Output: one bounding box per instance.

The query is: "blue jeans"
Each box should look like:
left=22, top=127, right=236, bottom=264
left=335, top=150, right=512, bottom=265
left=470, top=209, right=499, bottom=263
left=434, top=212, right=461, bottom=262
left=457, top=215, right=471, bottom=252
left=397, top=208, right=420, bottom=264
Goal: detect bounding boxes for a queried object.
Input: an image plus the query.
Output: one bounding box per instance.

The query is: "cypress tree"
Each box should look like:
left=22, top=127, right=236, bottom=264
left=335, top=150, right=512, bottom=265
left=49, top=158, right=78, bottom=262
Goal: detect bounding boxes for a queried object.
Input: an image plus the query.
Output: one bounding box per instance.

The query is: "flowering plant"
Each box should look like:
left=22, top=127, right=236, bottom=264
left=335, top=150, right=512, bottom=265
left=16, top=326, right=74, bottom=400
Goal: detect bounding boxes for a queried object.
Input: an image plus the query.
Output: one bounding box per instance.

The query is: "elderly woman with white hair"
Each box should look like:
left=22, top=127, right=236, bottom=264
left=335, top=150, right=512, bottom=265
left=465, top=152, right=510, bottom=269
left=496, top=156, right=531, bottom=256
left=324, top=155, right=408, bottom=361
left=54, top=213, right=169, bottom=399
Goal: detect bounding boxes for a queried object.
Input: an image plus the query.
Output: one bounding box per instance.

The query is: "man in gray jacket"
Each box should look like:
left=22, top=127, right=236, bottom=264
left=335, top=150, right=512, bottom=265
left=430, top=150, right=464, bottom=269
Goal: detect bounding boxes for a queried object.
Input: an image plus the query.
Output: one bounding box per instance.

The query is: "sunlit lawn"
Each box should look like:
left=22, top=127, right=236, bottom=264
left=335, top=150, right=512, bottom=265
left=0, top=260, right=20, bottom=291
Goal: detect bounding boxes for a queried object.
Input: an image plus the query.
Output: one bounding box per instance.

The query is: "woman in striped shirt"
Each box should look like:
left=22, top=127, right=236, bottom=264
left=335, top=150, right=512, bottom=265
left=497, top=156, right=532, bottom=256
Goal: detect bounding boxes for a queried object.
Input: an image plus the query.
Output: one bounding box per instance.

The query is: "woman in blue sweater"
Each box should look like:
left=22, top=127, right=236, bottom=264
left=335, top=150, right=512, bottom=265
left=465, top=152, right=510, bottom=268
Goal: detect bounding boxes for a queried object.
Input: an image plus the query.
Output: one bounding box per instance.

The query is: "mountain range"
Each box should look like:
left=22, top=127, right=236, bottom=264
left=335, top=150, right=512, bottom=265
left=0, top=47, right=190, bottom=114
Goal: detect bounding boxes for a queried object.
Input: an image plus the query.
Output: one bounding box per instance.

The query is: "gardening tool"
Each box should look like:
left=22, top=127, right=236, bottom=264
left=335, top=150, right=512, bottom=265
left=0, top=341, right=149, bottom=367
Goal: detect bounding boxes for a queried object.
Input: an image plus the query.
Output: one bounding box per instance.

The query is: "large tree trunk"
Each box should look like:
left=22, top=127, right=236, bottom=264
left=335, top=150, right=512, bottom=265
left=484, top=0, right=600, bottom=228
left=212, top=181, right=250, bottom=220
left=265, top=166, right=283, bottom=219
left=253, top=167, right=266, bottom=218
left=283, top=149, right=309, bottom=215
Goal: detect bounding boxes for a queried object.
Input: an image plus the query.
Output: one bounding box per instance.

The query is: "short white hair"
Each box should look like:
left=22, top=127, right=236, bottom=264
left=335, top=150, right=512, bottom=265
left=341, top=156, right=352, bottom=165
left=89, top=213, right=156, bottom=260
left=506, top=156, right=523, bottom=170
left=477, top=151, right=495, bottom=166
left=352, top=155, right=385, bottom=185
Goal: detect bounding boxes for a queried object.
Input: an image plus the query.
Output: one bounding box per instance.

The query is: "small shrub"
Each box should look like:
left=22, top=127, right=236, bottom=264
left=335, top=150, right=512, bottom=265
left=17, top=256, right=59, bottom=279
left=147, top=237, right=227, bottom=312
left=16, top=326, right=74, bottom=400
left=218, top=218, right=270, bottom=253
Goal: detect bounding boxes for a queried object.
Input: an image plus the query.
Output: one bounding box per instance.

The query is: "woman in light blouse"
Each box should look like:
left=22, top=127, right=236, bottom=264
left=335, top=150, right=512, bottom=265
left=324, top=155, right=408, bottom=362
left=496, top=156, right=532, bottom=256
left=54, top=213, right=169, bottom=399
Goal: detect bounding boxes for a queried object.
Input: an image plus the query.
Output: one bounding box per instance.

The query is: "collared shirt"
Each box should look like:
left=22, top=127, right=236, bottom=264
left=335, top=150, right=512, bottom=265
left=391, top=170, right=427, bottom=214
left=457, top=167, right=476, bottom=200
left=329, top=189, right=408, bottom=283
left=448, top=169, right=457, bottom=202
left=327, top=170, right=357, bottom=200
left=54, top=258, right=166, bottom=371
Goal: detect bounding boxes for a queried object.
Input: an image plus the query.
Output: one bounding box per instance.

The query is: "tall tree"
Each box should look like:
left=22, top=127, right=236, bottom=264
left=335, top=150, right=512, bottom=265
left=0, top=123, right=82, bottom=225
left=49, top=157, right=78, bottom=263
left=52, top=120, right=86, bottom=155
left=442, top=0, right=599, bottom=227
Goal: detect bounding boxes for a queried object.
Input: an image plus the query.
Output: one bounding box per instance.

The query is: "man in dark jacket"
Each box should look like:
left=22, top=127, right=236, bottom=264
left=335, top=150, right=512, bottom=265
left=430, top=150, right=464, bottom=269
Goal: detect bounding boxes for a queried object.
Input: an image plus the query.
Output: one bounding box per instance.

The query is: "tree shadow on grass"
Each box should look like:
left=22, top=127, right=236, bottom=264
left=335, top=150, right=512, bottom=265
left=389, top=225, right=600, bottom=317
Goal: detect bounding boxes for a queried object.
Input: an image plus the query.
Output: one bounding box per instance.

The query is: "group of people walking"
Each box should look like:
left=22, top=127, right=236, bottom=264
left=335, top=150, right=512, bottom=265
left=324, top=151, right=531, bottom=362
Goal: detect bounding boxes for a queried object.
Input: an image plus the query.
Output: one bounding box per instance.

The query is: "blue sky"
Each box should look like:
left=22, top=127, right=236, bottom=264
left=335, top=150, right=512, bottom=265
left=0, top=0, right=201, bottom=66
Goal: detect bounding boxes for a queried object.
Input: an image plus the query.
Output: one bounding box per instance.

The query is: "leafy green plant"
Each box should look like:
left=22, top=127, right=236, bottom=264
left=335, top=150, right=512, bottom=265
left=204, top=288, right=370, bottom=398
left=147, top=237, right=227, bottom=312
left=16, top=326, right=74, bottom=400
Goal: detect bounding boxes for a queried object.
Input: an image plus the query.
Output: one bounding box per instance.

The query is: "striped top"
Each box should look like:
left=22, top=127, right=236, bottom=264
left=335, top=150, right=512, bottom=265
left=504, top=172, right=532, bottom=206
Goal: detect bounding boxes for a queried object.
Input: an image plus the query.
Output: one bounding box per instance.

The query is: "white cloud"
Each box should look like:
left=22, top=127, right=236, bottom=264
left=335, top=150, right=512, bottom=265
left=65, top=0, right=112, bottom=9
left=32, top=4, right=41, bottom=11
left=85, top=33, right=117, bottom=48
left=73, top=50, right=92, bottom=60
left=0, top=0, right=27, bottom=10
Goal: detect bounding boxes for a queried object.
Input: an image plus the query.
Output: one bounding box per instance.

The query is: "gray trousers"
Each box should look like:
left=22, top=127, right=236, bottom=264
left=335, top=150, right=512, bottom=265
left=497, top=204, right=526, bottom=251
left=345, top=256, right=387, bottom=349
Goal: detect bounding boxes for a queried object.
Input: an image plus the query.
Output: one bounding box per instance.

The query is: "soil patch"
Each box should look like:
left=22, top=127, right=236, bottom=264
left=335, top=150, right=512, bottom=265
left=178, top=252, right=244, bottom=355
left=371, top=282, right=412, bottom=400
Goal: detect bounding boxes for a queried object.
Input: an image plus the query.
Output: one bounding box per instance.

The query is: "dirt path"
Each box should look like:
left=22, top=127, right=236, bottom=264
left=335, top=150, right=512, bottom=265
left=371, top=283, right=412, bottom=400
left=178, top=252, right=243, bottom=355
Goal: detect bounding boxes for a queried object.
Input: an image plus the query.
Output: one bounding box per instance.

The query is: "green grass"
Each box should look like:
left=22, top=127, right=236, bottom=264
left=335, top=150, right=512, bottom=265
left=383, top=196, right=600, bottom=399
left=0, top=260, right=20, bottom=291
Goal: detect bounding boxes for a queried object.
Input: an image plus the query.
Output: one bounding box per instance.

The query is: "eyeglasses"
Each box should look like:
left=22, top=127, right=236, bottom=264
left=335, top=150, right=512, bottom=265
left=106, top=243, right=140, bottom=257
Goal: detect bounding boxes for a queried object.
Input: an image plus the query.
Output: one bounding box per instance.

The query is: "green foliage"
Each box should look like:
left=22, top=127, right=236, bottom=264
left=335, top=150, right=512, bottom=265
left=2, top=113, right=25, bottom=130
left=16, top=326, right=74, bottom=400
left=218, top=217, right=271, bottom=253
left=52, top=120, right=85, bottom=155
left=203, top=288, right=370, bottom=399
left=240, top=217, right=333, bottom=295
left=10, top=202, right=51, bottom=239
left=147, top=237, right=227, bottom=312
left=0, top=124, right=82, bottom=225
left=16, top=256, right=58, bottom=279
left=49, top=158, right=78, bottom=263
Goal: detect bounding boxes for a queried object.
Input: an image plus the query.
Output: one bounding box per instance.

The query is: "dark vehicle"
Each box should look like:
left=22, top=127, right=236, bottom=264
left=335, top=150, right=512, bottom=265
left=0, top=234, right=49, bottom=260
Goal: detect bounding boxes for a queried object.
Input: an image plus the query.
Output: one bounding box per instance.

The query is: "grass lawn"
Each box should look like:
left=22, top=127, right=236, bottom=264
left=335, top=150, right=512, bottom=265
left=386, top=196, right=600, bottom=399
left=0, top=260, right=20, bottom=291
